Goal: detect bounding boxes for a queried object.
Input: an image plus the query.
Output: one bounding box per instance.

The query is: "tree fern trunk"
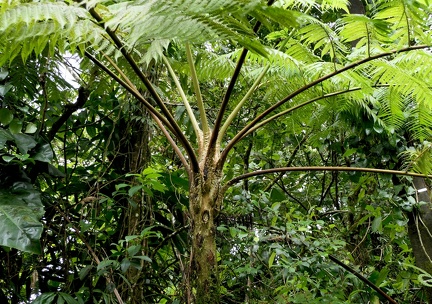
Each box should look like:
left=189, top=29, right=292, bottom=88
left=188, top=164, right=222, bottom=303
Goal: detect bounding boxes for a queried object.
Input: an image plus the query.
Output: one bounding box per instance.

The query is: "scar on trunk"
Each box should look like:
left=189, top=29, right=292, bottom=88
left=197, top=233, right=204, bottom=247
left=202, top=210, right=210, bottom=223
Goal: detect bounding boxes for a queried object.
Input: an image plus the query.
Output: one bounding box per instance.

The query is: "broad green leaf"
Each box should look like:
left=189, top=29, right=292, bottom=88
left=0, top=181, right=44, bottom=254
left=120, top=258, right=131, bottom=273
left=0, top=70, right=8, bottom=81
left=0, top=108, right=13, bottom=126
left=24, top=122, right=37, bottom=134
left=0, top=128, right=13, bottom=148
left=134, top=255, right=152, bottom=263
left=13, top=133, right=37, bottom=154
left=58, top=292, right=79, bottom=304
left=371, top=216, right=382, bottom=233
left=125, top=235, right=139, bottom=242
left=128, top=185, right=142, bottom=197
left=79, top=265, right=93, bottom=280
left=32, top=292, right=57, bottom=304
left=0, top=83, right=13, bottom=96
left=2, top=155, right=14, bottom=162
left=9, top=118, right=22, bottom=134
left=127, top=244, right=141, bottom=257
left=33, top=144, right=54, bottom=162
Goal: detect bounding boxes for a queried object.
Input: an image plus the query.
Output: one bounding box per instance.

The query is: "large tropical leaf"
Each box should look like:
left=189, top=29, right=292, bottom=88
left=0, top=180, right=44, bottom=254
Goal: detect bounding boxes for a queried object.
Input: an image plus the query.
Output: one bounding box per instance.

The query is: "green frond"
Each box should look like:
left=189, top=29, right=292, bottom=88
left=376, top=87, right=406, bottom=132
left=0, top=2, right=110, bottom=64
left=375, top=0, right=432, bottom=46
left=406, top=101, right=432, bottom=141
left=196, top=52, right=237, bottom=81
left=279, top=0, right=349, bottom=13
left=399, top=142, right=432, bottom=174
left=321, top=0, right=349, bottom=13
left=298, top=17, right=347, bottom=61
left=367, top=58, right=432, bottom=108
left=97, top=0, right=268, bottom=58
left=337, top=14, right=390, bottom=51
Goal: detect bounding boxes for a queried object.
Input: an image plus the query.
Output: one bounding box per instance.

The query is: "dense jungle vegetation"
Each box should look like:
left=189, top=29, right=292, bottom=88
left=2, top=0, right=432, bottom=303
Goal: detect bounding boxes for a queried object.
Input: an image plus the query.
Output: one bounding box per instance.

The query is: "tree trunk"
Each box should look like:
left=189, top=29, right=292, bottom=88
left=407, top=177, right=432, bottom=303
left=188, top=162, right=223, bottom=303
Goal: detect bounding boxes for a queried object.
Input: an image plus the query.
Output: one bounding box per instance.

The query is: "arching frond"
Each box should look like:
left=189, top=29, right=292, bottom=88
left=375, top=0, right=432, bottom=46
left=0, top=0, right=270, bottom=66
left=337, top=14, right=390, bottom=52
left=298, top=17, right=347, bottom=62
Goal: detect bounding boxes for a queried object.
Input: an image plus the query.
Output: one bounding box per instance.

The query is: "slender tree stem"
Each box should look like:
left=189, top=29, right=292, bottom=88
left=221, top=45, right=430, bottom=164
left=328, top=255, right=397, bottom=304
left=186, top=43, right=209, bottom=136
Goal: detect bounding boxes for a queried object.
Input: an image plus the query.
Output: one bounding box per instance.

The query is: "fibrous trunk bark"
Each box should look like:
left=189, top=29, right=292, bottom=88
left=188, top=162, right=222, bottom=303
left=407, top=177, right=432, bottom=303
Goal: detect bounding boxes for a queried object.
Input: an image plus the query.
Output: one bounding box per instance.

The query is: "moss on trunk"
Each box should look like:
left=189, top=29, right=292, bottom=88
left=188, top=164, right=222, bottom=303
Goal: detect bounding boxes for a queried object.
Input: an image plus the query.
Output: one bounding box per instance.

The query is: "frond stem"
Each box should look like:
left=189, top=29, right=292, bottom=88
left=242, top=87, right=361, bottom=138
left=87, top=7, right=199, bottom=173
left=85, top=51, right=191, bottom=174
left=207, top=0, right=275, bottom=156
left=224, top=166, right=432, bottom=190
left=162, top=55, right=202, bottom=140
left=220, top=45, right=430, bottom=166
left=217, top=65, right=270, bottom=145
left=186, top=43, right=209, bottom=136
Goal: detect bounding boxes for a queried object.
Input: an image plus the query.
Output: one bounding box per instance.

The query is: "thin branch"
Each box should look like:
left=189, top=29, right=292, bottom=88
left=87, top=7, right=199, bottom=173
left=221, top=45, right=430, bottom=164
left=224, top=166, right=432, bottom=189
left=328, top=254, right=397, bottom=304
left=263, top=134, right=309, bottom=192
left=47, top=86, right=90, bottom=141
left=150, top=225, right=189, bottom=259
left=55, top=205, right=124, bottom=304
left=186, top=43, right=209, bottom=135
left=85, top=51, right=191, bottom=174
left=207, top=0, right=276, bottom=155
left=276, top=180, right=308, bottom=211
left=162, top=55, right=202, bottom=140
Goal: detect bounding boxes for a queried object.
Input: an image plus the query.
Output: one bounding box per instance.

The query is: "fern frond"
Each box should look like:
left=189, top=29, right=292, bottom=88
left=97, top=0, right=268, bottom=57
left=400, top=142, right=432, bottom=174
left=375, top=0, right=432, bottom=46
left=337, top=14, right=390, bottom=52
left=376, top=87, right=406, bottom=132
left=0, top=2, right=110, bottom=63
left=367, top=58, right=432, bottom=108
left=298, top=16, right=347, bottom=62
